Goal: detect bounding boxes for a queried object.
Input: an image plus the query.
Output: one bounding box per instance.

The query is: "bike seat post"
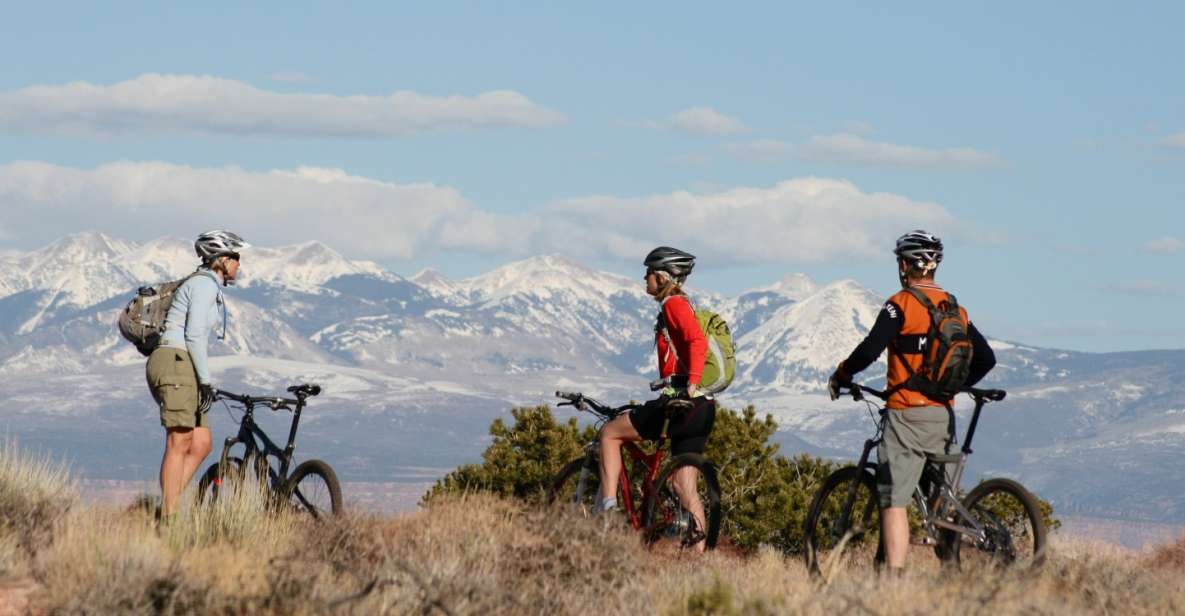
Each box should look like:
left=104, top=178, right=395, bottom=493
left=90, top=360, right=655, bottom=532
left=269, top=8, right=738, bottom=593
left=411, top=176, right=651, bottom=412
left=960, top=396, right=987, bottom=455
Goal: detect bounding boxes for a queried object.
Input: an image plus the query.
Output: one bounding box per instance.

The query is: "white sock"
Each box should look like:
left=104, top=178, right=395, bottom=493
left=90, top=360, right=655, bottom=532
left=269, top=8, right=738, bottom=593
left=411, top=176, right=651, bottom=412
left=600, top=497, right=617, bottom=511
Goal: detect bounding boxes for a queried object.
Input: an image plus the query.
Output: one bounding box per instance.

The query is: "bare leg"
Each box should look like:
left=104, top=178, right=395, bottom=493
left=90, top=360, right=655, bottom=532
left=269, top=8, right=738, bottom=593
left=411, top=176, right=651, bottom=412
left=672, top=465, right=707, bottom=552
left=882, top=506, right=909, bottom=569
left=160, top=428, right=194, bottom=516
left=599, top=415, right=641, bottom=504
left=179, top=426, right=212, bottom=488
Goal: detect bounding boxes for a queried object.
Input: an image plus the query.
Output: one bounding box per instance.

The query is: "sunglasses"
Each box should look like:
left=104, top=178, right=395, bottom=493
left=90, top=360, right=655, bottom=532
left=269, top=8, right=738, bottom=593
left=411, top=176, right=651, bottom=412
left=226, top=252, right=241, bottom=262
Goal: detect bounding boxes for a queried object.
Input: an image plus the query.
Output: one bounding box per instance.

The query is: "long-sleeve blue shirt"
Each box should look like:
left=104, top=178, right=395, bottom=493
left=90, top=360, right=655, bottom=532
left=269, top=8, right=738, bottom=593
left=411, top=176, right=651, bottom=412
left=159, top=269, right=225, bottom=385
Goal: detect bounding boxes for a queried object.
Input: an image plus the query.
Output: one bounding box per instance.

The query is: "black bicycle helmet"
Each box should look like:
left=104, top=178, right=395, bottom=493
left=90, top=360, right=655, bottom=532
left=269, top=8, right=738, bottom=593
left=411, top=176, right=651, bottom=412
left=893, top=230, right=943, bottom=269
left=644, top=246, right=696, bottom=282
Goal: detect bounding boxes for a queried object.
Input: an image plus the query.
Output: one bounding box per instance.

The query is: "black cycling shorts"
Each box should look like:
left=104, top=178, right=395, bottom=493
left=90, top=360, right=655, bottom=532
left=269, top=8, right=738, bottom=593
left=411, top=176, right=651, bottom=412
left=628, top=396, right=717, bottom=456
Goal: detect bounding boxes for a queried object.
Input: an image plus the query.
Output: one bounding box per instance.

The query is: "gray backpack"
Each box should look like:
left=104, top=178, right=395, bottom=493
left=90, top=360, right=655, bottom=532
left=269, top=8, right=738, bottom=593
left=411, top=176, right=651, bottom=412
left=117, top=272, right=201, bottom=356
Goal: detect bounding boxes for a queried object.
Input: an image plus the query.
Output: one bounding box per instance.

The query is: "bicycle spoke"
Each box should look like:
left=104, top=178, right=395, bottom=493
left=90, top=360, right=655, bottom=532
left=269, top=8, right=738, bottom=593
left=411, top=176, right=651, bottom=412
left=954, top=481, right=1045, bottom=569
left=291, top=473, right=333, bottom=516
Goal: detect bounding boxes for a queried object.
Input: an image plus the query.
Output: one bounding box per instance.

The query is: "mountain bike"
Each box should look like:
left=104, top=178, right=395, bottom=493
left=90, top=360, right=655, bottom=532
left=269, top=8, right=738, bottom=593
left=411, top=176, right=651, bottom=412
left=547, top=390, right=722, bottom=550
left=196, top=383, right=342, bottom=517
left=803, top=384, right=1046, bottom=575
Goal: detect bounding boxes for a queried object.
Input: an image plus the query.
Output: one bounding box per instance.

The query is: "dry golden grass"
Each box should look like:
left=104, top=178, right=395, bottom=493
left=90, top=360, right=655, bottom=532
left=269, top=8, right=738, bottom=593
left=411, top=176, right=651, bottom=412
left=1, top=442, right=1184, bottom=615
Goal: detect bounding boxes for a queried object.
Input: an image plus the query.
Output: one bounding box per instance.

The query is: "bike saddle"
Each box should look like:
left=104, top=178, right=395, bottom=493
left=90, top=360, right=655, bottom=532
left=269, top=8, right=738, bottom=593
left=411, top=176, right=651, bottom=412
left=925, top=452, right=963, bottom=464
left=287, top=384, right=322, bottom=397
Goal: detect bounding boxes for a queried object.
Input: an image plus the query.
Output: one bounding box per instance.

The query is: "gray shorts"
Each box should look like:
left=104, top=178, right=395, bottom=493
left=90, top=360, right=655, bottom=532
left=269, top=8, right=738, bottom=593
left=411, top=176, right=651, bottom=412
left=876, top=406, right=955, bottom=508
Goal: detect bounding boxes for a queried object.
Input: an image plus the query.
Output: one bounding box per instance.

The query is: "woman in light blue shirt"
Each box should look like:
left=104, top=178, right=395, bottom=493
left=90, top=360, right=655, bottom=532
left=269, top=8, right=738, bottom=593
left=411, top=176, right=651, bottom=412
left=145, top=229, right=248, bottom=522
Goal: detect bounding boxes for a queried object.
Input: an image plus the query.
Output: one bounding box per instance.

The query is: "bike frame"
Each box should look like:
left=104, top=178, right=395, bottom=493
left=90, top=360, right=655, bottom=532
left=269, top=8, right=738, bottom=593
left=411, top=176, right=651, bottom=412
left=212, top=391, right=308, bottom=492
left=837, top=386, right=999, bottom=547
left=557, top=392, right=675, bottom=530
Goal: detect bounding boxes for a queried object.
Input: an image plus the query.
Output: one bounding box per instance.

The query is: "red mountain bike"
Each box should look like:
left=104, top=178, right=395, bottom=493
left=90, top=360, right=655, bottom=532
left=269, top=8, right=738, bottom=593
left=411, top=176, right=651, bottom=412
left=547, top=390, right=721, bottom=550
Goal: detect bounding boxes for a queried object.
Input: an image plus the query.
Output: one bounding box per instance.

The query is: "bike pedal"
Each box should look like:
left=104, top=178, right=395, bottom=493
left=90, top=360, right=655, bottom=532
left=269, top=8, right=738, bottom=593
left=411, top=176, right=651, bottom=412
left=911, top=537, right=937, bottom=546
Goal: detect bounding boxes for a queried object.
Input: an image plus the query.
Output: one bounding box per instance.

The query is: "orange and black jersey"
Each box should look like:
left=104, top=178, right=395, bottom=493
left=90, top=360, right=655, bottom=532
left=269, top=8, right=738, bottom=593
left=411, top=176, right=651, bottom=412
left=840, top=283, right=996, bottom=409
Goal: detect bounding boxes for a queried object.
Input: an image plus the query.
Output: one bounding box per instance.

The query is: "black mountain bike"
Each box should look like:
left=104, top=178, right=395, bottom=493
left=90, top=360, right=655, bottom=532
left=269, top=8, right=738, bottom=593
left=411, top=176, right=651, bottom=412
left=803, top=384, right=1046, bottom=575
left=196, top=383, right=342, bottom=517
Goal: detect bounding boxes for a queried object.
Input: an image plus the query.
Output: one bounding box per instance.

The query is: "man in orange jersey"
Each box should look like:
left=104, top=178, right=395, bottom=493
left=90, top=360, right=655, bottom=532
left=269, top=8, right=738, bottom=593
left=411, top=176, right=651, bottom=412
left=828, top=230, right=997, bottom=572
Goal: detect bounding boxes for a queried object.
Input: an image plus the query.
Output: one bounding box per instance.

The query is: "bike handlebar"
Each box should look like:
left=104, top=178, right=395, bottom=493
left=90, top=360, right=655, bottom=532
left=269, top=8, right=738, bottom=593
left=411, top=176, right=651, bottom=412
left=840, top=383, right=1006, bottom=404
left=553, top=390, right=637, bottom=418
left=215, top=384, right=322, bottom=412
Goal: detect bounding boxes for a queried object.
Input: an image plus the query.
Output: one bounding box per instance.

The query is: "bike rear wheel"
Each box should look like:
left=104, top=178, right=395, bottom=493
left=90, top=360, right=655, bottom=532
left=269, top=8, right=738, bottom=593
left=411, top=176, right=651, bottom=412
left=941, top=478, right=1046, bottom=569
left=286, top=459, right=343, bottom=518
left=643, top=453, right=721, bottom=550
left=803, top=465, right=883, bottom=576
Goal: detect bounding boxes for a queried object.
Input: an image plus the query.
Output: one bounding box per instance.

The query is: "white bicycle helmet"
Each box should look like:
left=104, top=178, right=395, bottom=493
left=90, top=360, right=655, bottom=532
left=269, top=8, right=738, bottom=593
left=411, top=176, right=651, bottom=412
left=195, top=230, right=250, bottom=262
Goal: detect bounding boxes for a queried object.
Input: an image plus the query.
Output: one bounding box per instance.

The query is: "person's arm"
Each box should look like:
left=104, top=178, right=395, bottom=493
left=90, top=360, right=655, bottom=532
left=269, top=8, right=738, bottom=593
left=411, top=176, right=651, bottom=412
left=663, top=296, right=707, bottom=386
left=183, top=277, right=219, bottom=385
left=965, top=322, right=996, bottom=386
left=839, top=301, right=904, bottom=377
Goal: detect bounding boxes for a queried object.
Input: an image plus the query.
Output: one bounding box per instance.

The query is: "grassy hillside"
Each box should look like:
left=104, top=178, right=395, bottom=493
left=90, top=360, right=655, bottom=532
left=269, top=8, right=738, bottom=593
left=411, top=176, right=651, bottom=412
left=1, top=443, right=1184, bottom=614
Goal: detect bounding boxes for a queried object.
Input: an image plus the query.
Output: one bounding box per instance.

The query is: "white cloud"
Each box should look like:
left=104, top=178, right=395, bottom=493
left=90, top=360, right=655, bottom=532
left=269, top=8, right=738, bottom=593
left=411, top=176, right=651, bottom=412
left=0, top=74, right=566, bottom=138
left=1143, top=237, right=1184, bottom=254
left=723, top=134, right=1000, bottom=169
left=0, top=161, right=534, bottom=259
left=0, top=162, right=965, bottom=267
left=631, top=107, right=748, bottom=136
left=668, top=107, right=749, bottom=136
left=539, top=177, right=960, bottom=264
left=795, top=133, right=1000, bottom=168
left=1161, top=133, right=1185, bottom=149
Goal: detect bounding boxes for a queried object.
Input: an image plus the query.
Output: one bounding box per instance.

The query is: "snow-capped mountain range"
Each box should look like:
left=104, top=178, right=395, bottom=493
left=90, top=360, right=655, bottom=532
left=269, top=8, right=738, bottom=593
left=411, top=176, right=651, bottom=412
left=2, top=232, right=1183, bottom=523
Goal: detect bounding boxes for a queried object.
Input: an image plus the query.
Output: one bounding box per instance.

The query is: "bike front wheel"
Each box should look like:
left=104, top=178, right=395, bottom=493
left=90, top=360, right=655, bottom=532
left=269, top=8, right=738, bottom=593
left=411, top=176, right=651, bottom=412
left=643, top=453, right=721, bottom=550
left=941, top=478, right=1046, bottom=569
left=286, top=459, right=343, bottom=518
left=803, top=465, right=883, bottom=576
left=196, top=456, right=245, bottom=507
left=548, top=454, right=602, bottom=512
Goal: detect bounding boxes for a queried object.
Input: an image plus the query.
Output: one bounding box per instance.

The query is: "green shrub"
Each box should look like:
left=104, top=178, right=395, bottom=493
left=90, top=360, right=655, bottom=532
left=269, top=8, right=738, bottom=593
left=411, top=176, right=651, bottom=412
left=426, top=405, right=596, bottom=502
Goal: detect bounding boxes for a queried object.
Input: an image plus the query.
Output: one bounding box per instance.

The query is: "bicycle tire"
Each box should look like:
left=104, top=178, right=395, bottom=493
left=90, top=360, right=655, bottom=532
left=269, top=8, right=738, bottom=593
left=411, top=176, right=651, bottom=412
left=548, top=455, right=602, bottom=511
left=941, top=478, right=1046, bottom=569
left=195, top=456, right=244, bottom=506
left=286, top=459, right=343, bottom=518
left=642, top=453, right=721, bottom=550
left=803, top=465, right=883, bottom=576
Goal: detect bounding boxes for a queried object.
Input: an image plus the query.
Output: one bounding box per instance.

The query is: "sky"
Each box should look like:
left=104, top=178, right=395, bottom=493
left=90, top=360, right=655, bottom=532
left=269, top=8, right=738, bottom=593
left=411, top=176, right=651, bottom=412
left=0, top=2, right=1181, bottom=352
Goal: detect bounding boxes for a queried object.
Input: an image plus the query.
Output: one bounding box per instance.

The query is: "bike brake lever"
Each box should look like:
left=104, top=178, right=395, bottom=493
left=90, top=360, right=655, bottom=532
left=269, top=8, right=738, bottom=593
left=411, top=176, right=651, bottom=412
left=850, top=387, right=864, bottom=402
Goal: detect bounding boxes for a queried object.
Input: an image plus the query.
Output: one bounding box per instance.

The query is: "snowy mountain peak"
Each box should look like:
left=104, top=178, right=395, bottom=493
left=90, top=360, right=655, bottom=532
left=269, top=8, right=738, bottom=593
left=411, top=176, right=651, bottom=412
left=29, top=231, right=137, bottom=266
left=411, top=268, right=464, bottom=301
left=461, top=254, right=643, bottom=305
left=239, top=241, right=390, bottom=290
left=755, top=273, right=819, bottom=300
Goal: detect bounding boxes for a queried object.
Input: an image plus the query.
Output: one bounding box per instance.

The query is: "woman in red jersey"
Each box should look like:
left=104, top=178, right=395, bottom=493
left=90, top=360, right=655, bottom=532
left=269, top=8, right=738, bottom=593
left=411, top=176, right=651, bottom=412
left=598, top=246, right=716, bottom=551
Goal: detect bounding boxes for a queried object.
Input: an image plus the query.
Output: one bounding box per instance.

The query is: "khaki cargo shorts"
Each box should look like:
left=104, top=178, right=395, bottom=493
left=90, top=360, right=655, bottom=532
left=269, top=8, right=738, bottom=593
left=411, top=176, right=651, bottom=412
left=876, top=406, right=955, bottom=508
left=145, top=347, right=206, bottom=429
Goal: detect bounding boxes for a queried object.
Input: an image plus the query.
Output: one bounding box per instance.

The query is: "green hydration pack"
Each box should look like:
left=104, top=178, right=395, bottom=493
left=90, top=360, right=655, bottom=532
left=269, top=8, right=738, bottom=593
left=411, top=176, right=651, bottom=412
left=658, top=296, right=737, bottom=395
left=117, top=272, right=202, bottom=356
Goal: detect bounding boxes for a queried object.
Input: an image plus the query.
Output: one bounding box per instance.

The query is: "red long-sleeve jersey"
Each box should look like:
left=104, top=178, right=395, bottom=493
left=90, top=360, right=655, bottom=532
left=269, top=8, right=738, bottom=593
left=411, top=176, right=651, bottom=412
left=656, top=295, right=707, bottom=386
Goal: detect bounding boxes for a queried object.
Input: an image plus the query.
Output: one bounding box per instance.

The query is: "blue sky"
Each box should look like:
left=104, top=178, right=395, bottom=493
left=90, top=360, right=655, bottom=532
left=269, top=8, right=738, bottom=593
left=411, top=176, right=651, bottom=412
left=0, top=2, right=1181, bottom=351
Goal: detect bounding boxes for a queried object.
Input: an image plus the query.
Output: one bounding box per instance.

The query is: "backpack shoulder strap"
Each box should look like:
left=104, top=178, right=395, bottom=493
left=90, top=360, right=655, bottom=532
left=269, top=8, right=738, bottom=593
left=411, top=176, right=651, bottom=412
left=656, top=295, right=691, bottom=371
left=886, top=288, right=939, bottom=395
